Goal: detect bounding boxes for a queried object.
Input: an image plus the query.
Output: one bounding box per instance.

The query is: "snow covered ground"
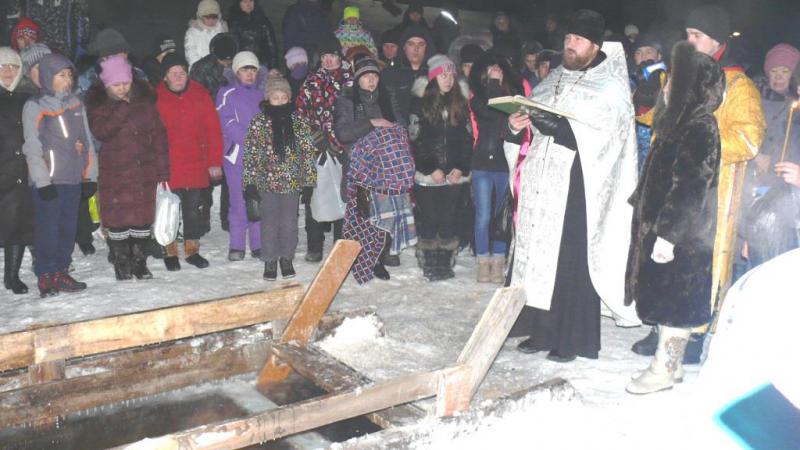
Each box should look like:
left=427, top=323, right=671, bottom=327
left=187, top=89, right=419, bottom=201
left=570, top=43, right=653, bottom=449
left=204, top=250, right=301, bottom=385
left=0, top=201, right=763, bottom=449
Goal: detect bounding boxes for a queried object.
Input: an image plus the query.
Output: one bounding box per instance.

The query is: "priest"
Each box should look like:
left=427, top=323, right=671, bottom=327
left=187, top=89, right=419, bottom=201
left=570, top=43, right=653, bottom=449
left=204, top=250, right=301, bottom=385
left=504, top=9, right=640, bottom=362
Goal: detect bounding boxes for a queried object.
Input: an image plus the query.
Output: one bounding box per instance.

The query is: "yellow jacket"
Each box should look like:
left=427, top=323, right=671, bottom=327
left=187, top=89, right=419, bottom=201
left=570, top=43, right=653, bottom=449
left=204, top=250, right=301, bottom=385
left=705, top=69, right=766, bottom=330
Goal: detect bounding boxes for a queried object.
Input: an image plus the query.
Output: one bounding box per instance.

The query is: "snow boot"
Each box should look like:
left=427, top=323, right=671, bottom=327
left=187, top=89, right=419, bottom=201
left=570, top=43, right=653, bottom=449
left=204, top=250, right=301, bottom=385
left=263, top=260, right=278, bottom=281
left=108, top=239, right=133, bottom=280
left=228, top=249, right=246, bottom=261
left=373, top=262, right=390, bottom=280
left=251, top=249, right=262, bottom=259
left=184, top=240, right=209, bottom=268
left=476, top=256, right=491, bottom=283
left=381, top=236, right=400, bottom=266
left=37, top=273, right=58, bottom=298
left=631, top=326, right=658, bottom=355
left=416, top=239, right=438, bottom=269
left=130, top=238, right=153, bottom=280
left=79, top=242, right=96, bottom=256
left=4, top=245, right=28, bottom=294
left=164, top=242, right=181, bottom=271
left=305, top=250, right=322, bottom=262
left=490, top=256, right=506, bottom=284
left=626, top=325, right=690, bottom=395
left=632, top=327, right=705, bottom=364
left=279, top=258, right=296, bottom=279
left=53, top=270, right=87, bottom=293
left=427, top=250, right=454, bottom=281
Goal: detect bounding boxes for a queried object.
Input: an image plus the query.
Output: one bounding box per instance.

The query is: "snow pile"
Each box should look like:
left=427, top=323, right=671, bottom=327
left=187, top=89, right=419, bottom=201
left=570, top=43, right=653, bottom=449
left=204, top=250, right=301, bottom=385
left=318, top=314, right=385, bottom=350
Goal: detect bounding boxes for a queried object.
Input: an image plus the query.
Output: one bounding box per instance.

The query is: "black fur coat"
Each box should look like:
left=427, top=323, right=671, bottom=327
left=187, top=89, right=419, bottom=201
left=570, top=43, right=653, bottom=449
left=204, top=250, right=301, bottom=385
left=624, top=42, right=724, bottom=328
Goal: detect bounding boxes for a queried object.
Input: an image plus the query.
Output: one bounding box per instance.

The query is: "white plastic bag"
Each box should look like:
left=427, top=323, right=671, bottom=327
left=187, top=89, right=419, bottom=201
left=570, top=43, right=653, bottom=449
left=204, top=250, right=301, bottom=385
left=153, top=182, right=181, bottom=246
left=310, top=152, right=346, bottom=222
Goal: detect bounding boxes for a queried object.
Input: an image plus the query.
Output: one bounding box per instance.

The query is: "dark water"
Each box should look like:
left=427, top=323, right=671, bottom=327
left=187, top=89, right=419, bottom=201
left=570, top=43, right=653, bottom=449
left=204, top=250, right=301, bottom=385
left=0, top=373, right=381, bottom=450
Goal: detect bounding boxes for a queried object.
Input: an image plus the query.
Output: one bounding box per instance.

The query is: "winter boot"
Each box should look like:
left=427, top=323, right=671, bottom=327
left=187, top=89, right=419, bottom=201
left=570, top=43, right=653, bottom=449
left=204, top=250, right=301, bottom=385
left=416, top=239, right=438, bottom=269
left=626, top=325, right=690, bottom=395
left=373, top=262, right=390, bottom=280
left=228, top=249, right=246, bottom=261
left=279, top=257, right=296, bottom=279
left=251, top=249, right=262, bottom=259
left=439, top=237, right=459, bottom=269
left=53, top=270, right=87, bottom=293
left=427, top=250, right=455, bottom=281
left=263, top=260, right=278, bottom=281
left=4, top=245, right=28, bottom=294
left=130, top=238, right=153, bottom=280
left=108, top=239, right=133, bottom=280
left=305, top=250, right=322, bottom=262
left=37, top=273, right=58, bottom=297
left=490, top=256, right=506, bottom=284
left=164, top=242, right=181, bottom=271
left=184, top=240, right=209, bottom=268
left=79, top=242, right=96, bottom=256
left=381, top=236, right=400, bottom=267
left=476, top=256, right=491, bottom=283
left=631, top=326, right=658, bottom=356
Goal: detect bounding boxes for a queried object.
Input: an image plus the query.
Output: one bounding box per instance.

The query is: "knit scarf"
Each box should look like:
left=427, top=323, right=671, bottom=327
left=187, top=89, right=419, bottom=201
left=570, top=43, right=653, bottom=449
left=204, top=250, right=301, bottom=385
left=264, top=103, right=295, bottom=159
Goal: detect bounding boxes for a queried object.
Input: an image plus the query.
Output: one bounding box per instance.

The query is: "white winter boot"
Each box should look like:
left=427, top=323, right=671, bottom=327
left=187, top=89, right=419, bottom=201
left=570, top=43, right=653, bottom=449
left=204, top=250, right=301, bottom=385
left=626, top=325, right=690, bottom=395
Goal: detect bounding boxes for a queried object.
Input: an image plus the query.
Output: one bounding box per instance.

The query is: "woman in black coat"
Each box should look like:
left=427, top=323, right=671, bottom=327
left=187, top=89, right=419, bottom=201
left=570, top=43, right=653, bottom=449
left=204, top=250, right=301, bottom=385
left=228, top=0, right=279, bottom=71
left=0, top=47, right=35, bottom=294
left=625, top=42, right=724, bottom=395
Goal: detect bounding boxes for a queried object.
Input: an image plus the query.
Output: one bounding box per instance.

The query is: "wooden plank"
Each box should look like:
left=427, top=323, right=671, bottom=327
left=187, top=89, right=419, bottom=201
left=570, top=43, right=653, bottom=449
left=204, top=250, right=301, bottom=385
left=113, top=367, right=461, bottom=450
left=337, top=378, right=577, bottom=450
left=256, top=240, right=361, bottom=392
left=0, top=329, right=272, bottom=428
left=0, top=284, right=303, bottom=372
left=447, top=287, right=526, bottom=414
left=271, top=343, right=427, bottom=428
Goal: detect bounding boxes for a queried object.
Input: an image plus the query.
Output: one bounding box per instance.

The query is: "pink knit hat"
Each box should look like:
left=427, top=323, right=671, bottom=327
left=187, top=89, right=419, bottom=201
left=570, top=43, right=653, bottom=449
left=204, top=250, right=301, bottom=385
left=99, top=54, right=133, bottom=87
left=764, top=43, right=800, bottom=75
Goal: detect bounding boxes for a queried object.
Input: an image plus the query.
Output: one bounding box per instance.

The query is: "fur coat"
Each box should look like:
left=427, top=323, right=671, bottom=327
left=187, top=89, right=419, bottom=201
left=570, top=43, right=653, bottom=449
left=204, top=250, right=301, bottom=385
left=625, top=42, right=725, bottom=328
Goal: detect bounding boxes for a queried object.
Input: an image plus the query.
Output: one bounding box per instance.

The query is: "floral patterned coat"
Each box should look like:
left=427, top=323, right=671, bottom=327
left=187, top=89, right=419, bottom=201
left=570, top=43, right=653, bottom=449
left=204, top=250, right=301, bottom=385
left=242, top=111, right=317, bottom=193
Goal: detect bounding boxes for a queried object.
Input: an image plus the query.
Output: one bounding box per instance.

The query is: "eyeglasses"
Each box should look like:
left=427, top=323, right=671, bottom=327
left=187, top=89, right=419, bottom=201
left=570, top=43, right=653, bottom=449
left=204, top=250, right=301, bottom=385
left=0, top=64, right=20, bottom=71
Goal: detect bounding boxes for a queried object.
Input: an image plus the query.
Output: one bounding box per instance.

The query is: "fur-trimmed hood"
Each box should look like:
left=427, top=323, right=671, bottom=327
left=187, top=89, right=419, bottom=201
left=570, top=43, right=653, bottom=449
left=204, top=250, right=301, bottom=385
left=411, top=75, right=469, bottom=99
left=467, top=50, right=522, bottom=101
left=653, top=41, right=725, bottom=139
left=84, top=78, right=157, bottom=111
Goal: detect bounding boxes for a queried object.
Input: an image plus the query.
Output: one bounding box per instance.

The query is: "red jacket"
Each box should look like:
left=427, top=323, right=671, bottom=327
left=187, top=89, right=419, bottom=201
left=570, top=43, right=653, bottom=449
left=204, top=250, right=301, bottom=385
left=156, top=80, right=222, bottom=189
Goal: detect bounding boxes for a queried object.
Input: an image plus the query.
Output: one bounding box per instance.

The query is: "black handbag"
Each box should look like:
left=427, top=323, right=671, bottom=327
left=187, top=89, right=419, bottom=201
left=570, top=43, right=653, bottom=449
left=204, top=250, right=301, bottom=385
left=490, top=190, right=514, bottom=243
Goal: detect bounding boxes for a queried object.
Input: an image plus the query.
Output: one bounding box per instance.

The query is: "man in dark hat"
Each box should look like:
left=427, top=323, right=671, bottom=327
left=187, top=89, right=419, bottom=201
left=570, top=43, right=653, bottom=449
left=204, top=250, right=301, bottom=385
left=630, top=33, right=667, bottom=171
left=381, top=23, right=434, bottom=127
left=380, top=28, right=402, bottom=68
left=506, top=9, right=641, bottom=362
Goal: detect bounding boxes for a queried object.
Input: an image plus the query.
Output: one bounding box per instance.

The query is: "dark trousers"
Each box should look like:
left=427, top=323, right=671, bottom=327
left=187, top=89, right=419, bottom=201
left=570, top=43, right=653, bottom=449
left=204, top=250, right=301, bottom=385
left=75, top=196, right=94, bottom=245
left=260, top=192, right=300, bottom=260
left=414, top=184, right=464, bottom=241
left=32, top=184, right=81, bottom=276
left=219, top=176, right=230, bottom=230
left=304, top=201, right=343, bottom=253
left=173, top=188, right=209, bottom=240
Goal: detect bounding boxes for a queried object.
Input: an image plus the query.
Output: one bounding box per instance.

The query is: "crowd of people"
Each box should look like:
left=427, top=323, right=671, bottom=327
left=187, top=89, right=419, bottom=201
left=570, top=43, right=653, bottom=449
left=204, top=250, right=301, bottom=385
left=1, top=0, right=798, bottom=396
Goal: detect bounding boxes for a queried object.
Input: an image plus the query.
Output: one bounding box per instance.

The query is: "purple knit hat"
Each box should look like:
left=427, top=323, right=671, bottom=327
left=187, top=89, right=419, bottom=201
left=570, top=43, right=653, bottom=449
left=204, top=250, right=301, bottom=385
left=99, top=54, right=133, bottom=87
left=764, top=43, right=800, bottom=75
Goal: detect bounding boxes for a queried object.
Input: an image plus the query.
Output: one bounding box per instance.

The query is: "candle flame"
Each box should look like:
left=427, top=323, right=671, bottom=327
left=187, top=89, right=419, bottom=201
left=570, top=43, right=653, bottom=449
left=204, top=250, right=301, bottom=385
left=792, top=101, right=799, bottom=110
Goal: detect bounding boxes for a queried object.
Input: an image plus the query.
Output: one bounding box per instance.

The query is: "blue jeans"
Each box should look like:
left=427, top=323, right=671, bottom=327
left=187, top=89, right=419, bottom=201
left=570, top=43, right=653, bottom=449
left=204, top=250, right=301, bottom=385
left=472, top=170, right=509, bottom=256
left=32, top=184, right=81, bottom=276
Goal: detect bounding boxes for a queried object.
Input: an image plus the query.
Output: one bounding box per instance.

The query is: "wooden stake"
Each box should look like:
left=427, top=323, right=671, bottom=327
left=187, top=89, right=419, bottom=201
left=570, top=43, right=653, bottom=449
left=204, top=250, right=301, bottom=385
left=256, top=240, right=361, bottom=393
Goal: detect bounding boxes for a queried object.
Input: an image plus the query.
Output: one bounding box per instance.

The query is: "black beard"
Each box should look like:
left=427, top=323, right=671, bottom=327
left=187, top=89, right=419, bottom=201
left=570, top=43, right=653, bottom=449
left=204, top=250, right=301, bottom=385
left=562, top=49, right=595, bottom=71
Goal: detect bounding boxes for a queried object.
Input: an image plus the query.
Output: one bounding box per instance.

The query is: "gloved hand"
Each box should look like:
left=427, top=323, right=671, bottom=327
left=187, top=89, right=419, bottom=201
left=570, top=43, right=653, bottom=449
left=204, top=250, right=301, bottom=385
left=356, top=185, right=371, bottom=218
left=38, top=184, right=57, bottom=201
left=651, top=236, right=675, bottom=264
left=529, top=108, right=566, bottom=137
left=244, top=185, right=261, bottom=222
left=633, top=62, right=665, bottom=110
left=301, top=186, right=313, bottom=204
left=244, top=185, right=260, bottom=201
left=81, top=181, right=97, bottom=199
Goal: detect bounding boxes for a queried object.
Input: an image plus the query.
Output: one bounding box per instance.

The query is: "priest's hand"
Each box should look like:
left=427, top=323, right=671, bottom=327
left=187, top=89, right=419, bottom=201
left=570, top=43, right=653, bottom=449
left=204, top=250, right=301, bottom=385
left=775, top=161, right=800, bottom=187
left=651, top=236, right=675, bottom=264
left=508, top=112, right=532, bottom=134
left=529, top=109, right=566, bottom=137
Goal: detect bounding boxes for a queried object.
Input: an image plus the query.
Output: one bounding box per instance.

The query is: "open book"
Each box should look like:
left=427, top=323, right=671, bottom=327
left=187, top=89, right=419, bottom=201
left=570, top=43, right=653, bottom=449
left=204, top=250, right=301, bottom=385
left=488, top=95, right=578, bottom=121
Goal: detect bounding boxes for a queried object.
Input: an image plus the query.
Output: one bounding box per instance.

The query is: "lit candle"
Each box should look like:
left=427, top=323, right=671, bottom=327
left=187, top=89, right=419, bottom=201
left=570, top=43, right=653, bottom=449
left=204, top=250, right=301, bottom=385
left=779, top=101, right=798, bottom=163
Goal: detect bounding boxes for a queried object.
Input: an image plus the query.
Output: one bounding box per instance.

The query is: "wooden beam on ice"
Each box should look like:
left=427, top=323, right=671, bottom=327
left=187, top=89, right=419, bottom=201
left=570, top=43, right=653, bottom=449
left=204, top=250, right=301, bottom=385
left=437, top=287, right=525, bottom=416
left=113, top=366, right=464, bottom=450
left=0, top=284, right=303, bottom=373
left=271, top=343, right=427, bottom=428
left=256, top=239, right=361, bottom=392
left=0, top=328, right=271, bottom=428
